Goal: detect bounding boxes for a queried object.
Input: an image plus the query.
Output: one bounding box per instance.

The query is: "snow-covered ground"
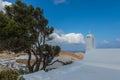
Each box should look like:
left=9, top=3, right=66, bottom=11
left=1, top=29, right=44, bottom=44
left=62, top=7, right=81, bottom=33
left=24, top=48, right=120, bottom=80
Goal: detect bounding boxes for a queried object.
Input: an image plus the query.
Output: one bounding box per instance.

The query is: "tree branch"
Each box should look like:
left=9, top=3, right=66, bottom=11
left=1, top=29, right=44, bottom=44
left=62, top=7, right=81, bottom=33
left=48, top=60, right=65, bottom=66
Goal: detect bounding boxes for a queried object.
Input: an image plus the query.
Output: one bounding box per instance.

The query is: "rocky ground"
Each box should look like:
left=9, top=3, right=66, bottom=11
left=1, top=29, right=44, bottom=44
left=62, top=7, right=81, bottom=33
left=0, top=51, right=84, bottom=71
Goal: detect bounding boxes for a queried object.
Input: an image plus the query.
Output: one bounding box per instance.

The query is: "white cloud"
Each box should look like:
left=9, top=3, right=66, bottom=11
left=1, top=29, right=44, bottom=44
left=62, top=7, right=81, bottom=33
left=53, top=0, right=68, bottom=5
left=0, top=0, right=12, bottom=11
left=54, top=29, right=64, bottom=34
left=50, top=32, right=85, bottom=44
left=102, top=40, right=109, bottom=44
left=116, top=38, right=120, bottom=42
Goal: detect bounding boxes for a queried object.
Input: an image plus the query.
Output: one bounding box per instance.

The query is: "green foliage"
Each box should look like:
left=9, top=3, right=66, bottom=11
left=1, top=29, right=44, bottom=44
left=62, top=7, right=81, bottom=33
left=0, top=69, right=28, bottom=80
left=0, top=0, right=53, bottom=53
left=0, top=0, right=61, bottom=73
left=0, top=12, right=8, bottom=30
left=18, top=68, right=29, bottom=75
left=54, top=45, right=61, bottom=56
left=0, top=69, right=19, bottom=80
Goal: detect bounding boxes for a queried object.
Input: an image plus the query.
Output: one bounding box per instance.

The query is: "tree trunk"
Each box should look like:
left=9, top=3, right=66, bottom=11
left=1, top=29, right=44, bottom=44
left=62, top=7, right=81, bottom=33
left=27, top=50, right=33, bottom=73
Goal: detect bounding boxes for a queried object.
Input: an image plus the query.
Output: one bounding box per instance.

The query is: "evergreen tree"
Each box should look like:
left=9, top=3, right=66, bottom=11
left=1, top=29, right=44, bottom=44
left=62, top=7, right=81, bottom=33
left=0, top=0, right=60, bottom=72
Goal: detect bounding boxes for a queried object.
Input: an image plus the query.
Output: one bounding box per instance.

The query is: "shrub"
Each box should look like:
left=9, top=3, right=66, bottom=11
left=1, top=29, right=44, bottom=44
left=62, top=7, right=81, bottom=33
left=0, top=69, right=26, bottom=80
left=18, top=68, right=29, bottom=74
left=0, top=69, right=19, bottom=80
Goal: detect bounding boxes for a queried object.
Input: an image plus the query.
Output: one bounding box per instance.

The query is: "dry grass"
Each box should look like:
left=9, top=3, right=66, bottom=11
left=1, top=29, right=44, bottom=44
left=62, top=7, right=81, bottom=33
left=0, top=54, right=15, bottom=61
left=0, top=51, right=84, bottom=66
left=16, top=59, right=35, bottom=66
left=74, top=52, right=84, bottom=59
left=0, top=66, right=9, bottom=72
left=16, top=52, right=84, bottom=65
left=59, top=51, right=84, bottom=60
left=0, top=51, right=8, bottom=54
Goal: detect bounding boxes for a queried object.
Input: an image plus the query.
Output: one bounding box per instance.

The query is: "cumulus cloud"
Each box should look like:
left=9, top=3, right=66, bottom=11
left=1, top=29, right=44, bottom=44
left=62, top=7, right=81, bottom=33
left=102, top=40, right=109, bottom=44
left=53, top=0, right=68, bottom=5
left=116, top=38, right=120, bottom=42
left=0, top=0, right=12, bottom=12
left=50, top=32, right=85, bottom=44
left=97, top=39, right=120, bottom=48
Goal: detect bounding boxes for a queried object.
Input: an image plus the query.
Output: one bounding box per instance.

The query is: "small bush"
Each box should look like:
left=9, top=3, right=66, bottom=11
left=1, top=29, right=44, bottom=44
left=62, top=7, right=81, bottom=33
left=20, top=77, right=25, bottom=80
left=18, top=68, right=29, bottom=74
left=0, top=69, right=26, bottom=80
left=0, top=69, right=19, bottom=80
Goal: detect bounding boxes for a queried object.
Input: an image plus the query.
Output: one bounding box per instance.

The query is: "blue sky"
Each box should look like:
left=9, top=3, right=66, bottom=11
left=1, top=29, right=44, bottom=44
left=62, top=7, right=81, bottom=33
left=3, top=0, right=120, bottom=50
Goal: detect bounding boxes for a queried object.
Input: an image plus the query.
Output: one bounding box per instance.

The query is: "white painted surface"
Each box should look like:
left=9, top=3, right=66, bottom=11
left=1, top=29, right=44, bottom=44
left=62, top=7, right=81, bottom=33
left=24, top=49, right=120, bottom=80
